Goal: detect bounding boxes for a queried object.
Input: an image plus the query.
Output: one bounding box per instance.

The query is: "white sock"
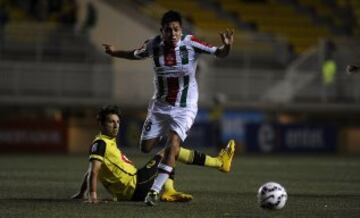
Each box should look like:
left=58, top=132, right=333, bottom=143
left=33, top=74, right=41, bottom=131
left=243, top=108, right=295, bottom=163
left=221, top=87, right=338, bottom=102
left=151, top=163, right=173, bottom=193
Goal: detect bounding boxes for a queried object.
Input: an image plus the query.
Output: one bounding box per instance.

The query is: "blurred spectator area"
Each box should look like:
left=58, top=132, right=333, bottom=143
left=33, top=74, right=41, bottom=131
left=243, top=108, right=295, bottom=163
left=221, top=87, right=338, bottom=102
left=0, top=0, right=359, bottom=154
left=0, top=0, right=359, bottom=109
left=0, top=0, right=77, bottom=24
left=0, top=0, right=112, bottom=106
left=134, top=0, right=358, bottom=55
left=0, top=0, right=100, bottom=62
left=337, top=0, right=360, bottom=35
left=1, top=22, right=104, bottom=62
left=0, top=61, right=112, bottom=105
left=124, top=0, right=360, bottom=106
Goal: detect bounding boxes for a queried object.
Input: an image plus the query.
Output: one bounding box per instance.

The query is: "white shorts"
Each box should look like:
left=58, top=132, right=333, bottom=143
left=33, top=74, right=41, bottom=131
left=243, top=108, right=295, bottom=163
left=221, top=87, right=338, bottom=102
left=140, top=100, right=197, bottom=142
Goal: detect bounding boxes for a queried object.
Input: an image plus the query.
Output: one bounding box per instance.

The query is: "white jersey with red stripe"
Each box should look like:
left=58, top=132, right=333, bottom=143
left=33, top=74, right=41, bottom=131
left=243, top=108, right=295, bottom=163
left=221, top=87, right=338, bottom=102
left=134, top=34, right=218, bottom=109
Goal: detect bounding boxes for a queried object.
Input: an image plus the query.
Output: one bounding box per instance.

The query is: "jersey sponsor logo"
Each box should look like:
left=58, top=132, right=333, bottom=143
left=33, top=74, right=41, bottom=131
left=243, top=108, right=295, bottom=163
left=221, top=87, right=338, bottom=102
left=164, top=45, right=176, bottom=66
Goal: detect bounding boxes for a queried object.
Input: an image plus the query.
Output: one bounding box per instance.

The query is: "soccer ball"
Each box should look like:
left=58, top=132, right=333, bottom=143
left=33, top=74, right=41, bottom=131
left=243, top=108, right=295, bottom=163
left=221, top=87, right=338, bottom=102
left=257, top=182, right=287, bottom=210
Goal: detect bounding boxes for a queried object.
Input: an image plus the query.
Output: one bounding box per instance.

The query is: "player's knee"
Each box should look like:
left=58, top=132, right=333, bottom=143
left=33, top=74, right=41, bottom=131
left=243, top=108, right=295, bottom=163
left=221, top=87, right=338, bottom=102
left=167, top=133, right=181, bottom=152
left=168, top=141, right=181, bottom=156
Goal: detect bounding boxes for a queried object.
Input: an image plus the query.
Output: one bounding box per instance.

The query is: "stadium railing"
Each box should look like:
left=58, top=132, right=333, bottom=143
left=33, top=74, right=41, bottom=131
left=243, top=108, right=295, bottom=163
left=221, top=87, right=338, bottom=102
left=0, top=22, right=113, bottom=106
left=0, top=60, right=113, bottom=106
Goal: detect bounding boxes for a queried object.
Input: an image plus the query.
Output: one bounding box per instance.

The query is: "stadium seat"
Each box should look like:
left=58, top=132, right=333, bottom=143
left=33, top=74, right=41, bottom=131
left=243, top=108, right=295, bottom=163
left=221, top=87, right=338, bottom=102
left=336, top=0, right=360, bottom=35
left=218, top=0, right=331, bottom=53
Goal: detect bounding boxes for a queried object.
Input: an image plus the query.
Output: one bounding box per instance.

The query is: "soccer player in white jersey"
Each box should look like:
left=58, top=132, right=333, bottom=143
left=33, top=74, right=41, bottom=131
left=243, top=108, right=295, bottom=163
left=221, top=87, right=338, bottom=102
left=102, top=10, right=235, bottom=206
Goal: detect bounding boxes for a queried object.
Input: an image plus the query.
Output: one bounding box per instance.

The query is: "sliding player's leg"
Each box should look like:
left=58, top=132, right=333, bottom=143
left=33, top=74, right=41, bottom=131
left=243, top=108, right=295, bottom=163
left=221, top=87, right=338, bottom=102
left=177, top=139, right=236, bottom=173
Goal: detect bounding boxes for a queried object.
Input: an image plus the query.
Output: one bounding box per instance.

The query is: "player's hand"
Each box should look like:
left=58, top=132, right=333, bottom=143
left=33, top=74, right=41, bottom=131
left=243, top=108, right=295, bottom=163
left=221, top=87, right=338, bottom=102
left=102, top=43, right=115, bottom=56
left=219, top=29, right=234, bottom=47
left=346, top=65, right=359, bottom=75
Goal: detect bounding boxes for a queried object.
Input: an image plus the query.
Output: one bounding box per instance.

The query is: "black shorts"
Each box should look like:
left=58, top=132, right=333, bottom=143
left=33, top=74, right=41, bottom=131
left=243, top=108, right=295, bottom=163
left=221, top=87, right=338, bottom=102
left=131, top=155, right=161, bottom=201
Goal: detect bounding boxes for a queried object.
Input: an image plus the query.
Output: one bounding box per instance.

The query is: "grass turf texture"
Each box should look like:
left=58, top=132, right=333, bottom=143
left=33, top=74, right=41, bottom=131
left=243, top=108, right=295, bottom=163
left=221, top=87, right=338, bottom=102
left=0, top=154, right=359, bottom=218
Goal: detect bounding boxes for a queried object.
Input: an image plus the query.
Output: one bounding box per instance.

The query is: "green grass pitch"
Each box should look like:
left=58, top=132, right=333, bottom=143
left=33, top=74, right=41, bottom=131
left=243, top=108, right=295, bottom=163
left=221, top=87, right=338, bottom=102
left=0, top=153, right=359, bottom=218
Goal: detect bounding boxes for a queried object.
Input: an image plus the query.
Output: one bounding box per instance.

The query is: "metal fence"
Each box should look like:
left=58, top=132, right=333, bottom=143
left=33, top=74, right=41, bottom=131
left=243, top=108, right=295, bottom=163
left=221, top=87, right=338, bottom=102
left=0, top=61, right=113, bottom=106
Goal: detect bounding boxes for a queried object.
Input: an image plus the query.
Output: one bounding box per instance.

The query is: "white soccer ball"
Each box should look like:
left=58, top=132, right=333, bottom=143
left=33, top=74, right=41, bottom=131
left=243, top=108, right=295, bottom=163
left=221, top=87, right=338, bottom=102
left=257, top=182, right=287, bottom=210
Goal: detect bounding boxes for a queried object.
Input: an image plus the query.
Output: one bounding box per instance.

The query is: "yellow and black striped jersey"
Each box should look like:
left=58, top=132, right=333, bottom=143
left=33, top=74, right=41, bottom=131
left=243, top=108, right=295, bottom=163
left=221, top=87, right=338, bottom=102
left=89, top=133, right=137, bottom=201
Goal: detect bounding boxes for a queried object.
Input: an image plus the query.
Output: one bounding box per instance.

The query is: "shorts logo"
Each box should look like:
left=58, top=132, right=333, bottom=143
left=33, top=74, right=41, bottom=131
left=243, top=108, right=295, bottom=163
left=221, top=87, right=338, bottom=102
left=145, top=121, right=152, bottom=131
left=146, top=160, right=156, bottom=169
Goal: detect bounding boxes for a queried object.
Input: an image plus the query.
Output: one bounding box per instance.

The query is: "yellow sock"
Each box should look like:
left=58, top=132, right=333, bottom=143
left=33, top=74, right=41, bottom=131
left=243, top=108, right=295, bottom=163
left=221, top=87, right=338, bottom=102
left=178, top=147, right=194, bottom=163
left=205, top=156, right=222, bottom=168
left=164, top=178, right=176, bottom=193
left=178, top=147, right=222, bottom=168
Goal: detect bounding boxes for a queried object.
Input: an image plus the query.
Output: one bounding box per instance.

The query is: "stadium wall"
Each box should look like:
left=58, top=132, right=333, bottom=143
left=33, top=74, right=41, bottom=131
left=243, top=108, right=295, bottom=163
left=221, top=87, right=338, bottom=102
left=1, top=109, right=360, bottom=154
left=0, top=120, right=68, bottom=153
left=67, top=117, right=98, bottom=154
left=341, top=128, right=360, bottom=154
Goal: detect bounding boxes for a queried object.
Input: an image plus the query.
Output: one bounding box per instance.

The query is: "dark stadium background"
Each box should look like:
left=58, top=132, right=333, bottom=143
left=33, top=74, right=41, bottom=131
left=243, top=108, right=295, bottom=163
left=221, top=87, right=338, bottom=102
left=0, top=0, right=359, bottom=217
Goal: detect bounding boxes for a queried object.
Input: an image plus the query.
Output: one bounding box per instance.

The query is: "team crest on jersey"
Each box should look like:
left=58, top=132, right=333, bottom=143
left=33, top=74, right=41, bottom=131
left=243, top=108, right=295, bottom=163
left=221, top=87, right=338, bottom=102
left=180, top=48, right=187, bottom=58
left=146, top=160, right=156, bottom=169
left=121, top=153, right=132, bottom=164
left=91, top=143, right=98, bottom=152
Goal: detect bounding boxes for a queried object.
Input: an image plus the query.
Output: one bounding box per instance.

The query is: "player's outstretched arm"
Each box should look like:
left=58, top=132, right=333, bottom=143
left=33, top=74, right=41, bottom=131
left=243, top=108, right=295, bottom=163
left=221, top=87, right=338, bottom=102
left=71, top=171, right=89, bottom=200
left=102, top=43, right=139, bottom=60
left=215, top=29, right=234, bottom=58
left=346, top=64, right=360, bottom=75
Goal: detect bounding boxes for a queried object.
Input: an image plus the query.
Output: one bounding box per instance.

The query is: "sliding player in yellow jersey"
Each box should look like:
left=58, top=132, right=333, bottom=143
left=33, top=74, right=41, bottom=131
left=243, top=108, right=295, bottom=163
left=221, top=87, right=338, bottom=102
left=71, top=105, right=235, bottom=203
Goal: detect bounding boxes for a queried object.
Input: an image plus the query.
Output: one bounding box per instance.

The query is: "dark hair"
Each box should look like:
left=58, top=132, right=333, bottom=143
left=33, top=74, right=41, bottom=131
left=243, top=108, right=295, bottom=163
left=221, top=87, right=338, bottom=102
left=161, top=10, right=182, bottom=27
left=97, top=105, right=121, bottom=124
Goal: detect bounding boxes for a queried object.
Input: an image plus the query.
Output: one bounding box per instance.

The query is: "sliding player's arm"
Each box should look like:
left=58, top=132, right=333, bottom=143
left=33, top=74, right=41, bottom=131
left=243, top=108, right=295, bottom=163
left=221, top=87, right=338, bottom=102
left=88, top=159, right=102, bottom=203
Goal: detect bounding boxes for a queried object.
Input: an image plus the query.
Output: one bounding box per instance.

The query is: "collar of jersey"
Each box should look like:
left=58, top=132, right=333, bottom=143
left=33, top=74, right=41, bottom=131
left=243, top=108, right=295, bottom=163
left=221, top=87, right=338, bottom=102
left=160, top=38, right=182, bottom=47
left=98, top=133, right=116, bottom=141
